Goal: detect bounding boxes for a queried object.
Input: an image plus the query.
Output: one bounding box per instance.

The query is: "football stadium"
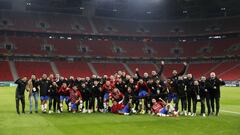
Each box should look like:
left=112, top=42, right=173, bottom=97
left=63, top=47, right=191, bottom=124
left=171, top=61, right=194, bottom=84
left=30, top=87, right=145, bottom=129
left=0, top=0, right=239, bottom=135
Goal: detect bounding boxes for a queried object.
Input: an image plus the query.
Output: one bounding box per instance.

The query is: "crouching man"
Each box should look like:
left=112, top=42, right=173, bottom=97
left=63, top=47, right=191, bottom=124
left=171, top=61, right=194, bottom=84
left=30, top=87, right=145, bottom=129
left=69, top=85, right=82, bottom=113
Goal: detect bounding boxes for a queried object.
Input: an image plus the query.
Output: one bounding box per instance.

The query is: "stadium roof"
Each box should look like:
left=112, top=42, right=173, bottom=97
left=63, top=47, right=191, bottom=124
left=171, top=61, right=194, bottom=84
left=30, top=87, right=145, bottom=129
left=0, top=0, right=240, bottom=20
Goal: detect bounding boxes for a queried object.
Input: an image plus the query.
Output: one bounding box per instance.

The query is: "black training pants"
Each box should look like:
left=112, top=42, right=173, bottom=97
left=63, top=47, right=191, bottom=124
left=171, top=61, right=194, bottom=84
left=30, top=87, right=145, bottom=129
left=16, top=95, right=25, bottom=113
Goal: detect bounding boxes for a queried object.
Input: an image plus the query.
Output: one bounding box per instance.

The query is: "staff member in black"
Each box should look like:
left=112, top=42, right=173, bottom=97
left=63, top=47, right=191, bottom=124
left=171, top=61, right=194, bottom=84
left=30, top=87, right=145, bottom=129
left=168, top=62, right=187, bottom=104
left=192, top=80, right=200, bottom=116
left=176, top=76, right=187, bottom=115
left=199, top=76, right=210, bottom=117
left=185, top=73, right=194, bottom=115
left=15, top=77, right=27, bottom=114
left=206, top=72, right=225, bottom=116
left=49, top=81, right=59, bottom=113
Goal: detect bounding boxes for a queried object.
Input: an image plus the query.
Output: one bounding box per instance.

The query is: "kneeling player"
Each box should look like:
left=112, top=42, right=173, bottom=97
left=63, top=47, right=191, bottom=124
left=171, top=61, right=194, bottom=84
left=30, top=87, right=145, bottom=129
left=151, top=98, right=165, bottom=115
left=69, top=85, right=82, bottom=113
left=158, top=103, right=178, bottom=117
left=111, top=100, right=130, bottom=115
left=110, top=88, right=130, bottom=115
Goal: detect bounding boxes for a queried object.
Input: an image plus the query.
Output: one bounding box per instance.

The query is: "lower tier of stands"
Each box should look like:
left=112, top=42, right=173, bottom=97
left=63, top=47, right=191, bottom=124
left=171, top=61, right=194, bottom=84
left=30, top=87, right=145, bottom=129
left=0, top=61, right=239, bottom=81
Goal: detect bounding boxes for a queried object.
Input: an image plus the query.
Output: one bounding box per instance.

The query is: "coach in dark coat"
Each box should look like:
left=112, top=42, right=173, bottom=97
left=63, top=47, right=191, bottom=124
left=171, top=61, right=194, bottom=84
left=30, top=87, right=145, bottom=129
left=15, top=77, right=27, bottom=114
left=206, top=72, right=225, bottom=116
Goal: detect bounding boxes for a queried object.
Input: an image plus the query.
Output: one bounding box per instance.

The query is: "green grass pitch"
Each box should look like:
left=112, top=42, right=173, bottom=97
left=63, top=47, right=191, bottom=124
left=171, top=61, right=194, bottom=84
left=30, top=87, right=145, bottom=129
left=0, top=87, right=239, bottom=135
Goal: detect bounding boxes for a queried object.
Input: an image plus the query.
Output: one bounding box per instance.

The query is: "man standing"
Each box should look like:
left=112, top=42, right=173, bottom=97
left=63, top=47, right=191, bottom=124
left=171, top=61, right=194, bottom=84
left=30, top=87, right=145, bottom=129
left=39, top=74, right=51, bottom=113
left=15, top=77, right=27, bottom=114
left=176, top=76, right=187, bottom=116
left=168, top=62, right=187, bottom=109
left=185, top=73, right=195, bottom=115
left=206, top=72, right=225, bottom=116
left=199, top=76, right=210, bottom=117
left=26, top=74, right=39, bottom=113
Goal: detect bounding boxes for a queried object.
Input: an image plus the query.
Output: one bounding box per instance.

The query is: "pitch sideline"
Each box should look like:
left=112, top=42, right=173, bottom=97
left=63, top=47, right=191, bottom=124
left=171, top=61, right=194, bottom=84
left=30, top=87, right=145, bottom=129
left=221, top=110, right=240, bottom=115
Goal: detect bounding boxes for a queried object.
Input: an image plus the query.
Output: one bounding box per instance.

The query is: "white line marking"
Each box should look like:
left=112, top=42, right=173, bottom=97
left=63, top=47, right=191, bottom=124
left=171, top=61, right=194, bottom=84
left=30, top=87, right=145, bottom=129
left=221, top=110, right=240, bottom=115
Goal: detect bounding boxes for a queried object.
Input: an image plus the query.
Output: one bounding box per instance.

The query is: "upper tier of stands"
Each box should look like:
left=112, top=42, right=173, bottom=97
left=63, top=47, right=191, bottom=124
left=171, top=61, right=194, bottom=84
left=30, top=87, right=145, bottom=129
left=0, top=11, right=240, bottom=36
left=1, top=36, right=239, bottom=58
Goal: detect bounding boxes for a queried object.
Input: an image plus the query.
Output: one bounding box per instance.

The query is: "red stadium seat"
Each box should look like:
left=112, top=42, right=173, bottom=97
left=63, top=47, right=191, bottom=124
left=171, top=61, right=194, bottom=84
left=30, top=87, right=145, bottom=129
left=55, top=61, right=93, bottom=77
left=0, top=61, right=13, bottom=81
left=15, top=61, right=54, bottom=79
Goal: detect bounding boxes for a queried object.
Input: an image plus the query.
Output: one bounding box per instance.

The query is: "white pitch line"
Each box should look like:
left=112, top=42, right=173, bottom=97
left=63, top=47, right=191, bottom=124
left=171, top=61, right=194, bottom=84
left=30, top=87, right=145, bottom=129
left=221, top=110, right=240, bottom=115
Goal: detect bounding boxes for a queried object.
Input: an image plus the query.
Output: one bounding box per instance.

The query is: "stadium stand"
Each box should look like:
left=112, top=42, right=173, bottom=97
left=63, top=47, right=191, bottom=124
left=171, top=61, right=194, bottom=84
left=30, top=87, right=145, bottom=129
left=15, top=61, right=54, bottom=78
left=47, top=39, right=80, bottom=56
left=10, top=36, right=47, bottom=55
left=81, top=40, right=115, bottom=57
left=1, top=11, right=240, bottom=36
left=162, top=64, right=185, bottom=78
left=187, top=63, right=217, bottom=79
left=127, top=63, right=157, bottom=75
left=92, top=63, right=128, bottom=76
left=218, top=63, right=240, bottom=80
left=0, top=61, right=13, bottom=81
left=0, top=10, right=239, bottom=82
left=55, top=61, right=92, bottom=77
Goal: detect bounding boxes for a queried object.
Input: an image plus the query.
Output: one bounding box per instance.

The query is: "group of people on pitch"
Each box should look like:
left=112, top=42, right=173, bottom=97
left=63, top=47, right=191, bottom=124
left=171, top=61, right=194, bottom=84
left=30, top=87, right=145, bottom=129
left=15, top=61, right=225, bottom=117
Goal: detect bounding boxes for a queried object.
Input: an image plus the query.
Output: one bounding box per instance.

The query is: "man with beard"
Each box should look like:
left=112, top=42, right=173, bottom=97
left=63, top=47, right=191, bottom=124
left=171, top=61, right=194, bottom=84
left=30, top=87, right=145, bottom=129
left=39, top=74, right=52, bottom=113
left=168, top=62, right=187, bottom=109
left=26, top=74, right=39, bottom=114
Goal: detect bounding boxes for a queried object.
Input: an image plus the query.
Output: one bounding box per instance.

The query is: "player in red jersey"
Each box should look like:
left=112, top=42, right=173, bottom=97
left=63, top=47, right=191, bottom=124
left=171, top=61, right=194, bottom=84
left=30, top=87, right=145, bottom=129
left=101, top=80, right=115, bottom=112
left=110, top=88, right=130, bottom=115
left=135, top=79, right=151, bottom=114
left=151, top=98, right=166, bottom=115
left=69, top=85, right=82, bottom=113
left=58, top=83, right=70, bottom=112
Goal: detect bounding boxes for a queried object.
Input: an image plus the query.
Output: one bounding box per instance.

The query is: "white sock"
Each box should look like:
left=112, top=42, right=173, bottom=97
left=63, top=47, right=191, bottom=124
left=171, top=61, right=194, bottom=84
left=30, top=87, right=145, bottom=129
left=60, top=103, right=63, bottom=111
left=80, top=100, right=83, bottom=110
left=103, top=102, right=107, bottom=109
left=68, top=103, right=71, bottom=111
left=44, top=103, right=47, bottom=111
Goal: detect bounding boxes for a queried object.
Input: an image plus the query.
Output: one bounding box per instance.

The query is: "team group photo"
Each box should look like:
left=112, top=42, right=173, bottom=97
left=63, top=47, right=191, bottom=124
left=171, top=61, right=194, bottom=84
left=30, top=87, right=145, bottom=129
left=0, top=0, right=239, bottom=135
left=15, top=62, right=225, bottom=118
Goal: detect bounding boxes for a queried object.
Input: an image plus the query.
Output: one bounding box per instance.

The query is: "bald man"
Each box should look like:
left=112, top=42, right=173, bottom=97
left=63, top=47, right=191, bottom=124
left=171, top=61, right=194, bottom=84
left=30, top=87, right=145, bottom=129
left=206, top=72, right=225, bottom=116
